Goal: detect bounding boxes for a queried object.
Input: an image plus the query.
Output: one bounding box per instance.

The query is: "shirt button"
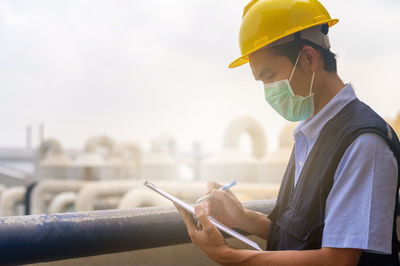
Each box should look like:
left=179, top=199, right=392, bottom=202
left=299, top=161, right=304, bottom=167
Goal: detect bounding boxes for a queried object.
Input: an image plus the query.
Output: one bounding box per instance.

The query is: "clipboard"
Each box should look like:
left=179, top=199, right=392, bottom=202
left=143, top=181, right=262, bottom=251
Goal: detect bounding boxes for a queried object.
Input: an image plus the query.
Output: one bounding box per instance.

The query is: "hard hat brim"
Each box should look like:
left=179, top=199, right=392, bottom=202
left=228, top=19, right=339, bottom=69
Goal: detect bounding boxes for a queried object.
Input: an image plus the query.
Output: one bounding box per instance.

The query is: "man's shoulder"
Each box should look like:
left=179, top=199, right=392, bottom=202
left=346, top=132, right=394, bottom=156
left=326, top=99, right=391, bottom=140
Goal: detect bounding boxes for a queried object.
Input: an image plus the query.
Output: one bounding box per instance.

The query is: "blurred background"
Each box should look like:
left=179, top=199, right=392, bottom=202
left=0, top=0, right=399, bottom=216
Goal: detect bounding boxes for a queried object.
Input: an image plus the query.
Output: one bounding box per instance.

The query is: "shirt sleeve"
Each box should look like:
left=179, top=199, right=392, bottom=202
left=321, top=133, right=398, bottom=254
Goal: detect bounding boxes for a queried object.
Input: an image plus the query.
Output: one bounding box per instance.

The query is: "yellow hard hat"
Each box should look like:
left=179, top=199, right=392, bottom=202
left=229, top=0, right=338, bottom=68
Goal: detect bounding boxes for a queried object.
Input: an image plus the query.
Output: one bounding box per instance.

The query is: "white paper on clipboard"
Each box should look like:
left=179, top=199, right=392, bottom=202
left=143, top=181, right=262, bottom=251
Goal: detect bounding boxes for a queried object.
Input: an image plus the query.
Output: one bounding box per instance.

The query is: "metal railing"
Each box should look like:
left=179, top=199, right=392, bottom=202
left=0, top=199, right=275, bottom=265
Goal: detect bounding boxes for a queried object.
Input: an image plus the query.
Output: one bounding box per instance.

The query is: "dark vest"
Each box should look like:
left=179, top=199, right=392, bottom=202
left=266, top=99, right=400, bottom=266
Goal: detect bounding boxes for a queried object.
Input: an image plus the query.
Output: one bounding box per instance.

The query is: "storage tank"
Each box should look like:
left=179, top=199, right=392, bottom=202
left=101, top=142, right=141, bottom=180
left=69, top=136, right=110, bottom=180
left=70, top=151, right=104, bottom=180
left=141, top=138, right=179, bottom=180
left=37, top=139, right=71, bottom=180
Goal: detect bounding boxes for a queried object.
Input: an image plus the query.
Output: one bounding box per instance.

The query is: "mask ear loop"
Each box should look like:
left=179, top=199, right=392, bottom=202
left=289, top=50, right=302, bottom=82
left=309, top=72, right=315, bottom=95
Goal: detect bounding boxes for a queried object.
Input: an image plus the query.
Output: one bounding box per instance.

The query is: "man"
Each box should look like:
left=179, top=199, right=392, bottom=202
left=175, top=0, right=400, bottom=265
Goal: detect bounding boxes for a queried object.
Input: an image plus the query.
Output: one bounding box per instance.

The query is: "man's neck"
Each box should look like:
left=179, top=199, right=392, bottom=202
left=313, top=73, right=345, bottom=116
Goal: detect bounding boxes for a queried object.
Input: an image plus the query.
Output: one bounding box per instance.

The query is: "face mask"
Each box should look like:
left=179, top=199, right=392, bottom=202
left=264, top=51, right=315, bottom=122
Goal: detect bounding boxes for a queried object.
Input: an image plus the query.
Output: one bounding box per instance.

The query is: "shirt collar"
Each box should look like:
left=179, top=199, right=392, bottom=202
left=293, top=83, right=357, bottom=141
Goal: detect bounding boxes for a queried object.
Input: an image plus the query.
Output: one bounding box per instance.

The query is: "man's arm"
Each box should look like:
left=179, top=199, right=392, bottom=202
left=321, top=133, right=397, bottom=254
left=216, top=246, right=361, bottom=266
left=176, top=204, right=362, bottom=266
left=235, top=208, right=271, bottom=240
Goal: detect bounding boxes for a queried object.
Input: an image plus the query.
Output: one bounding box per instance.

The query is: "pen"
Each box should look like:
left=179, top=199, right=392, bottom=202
left=194, top=180, right=237, bottom=204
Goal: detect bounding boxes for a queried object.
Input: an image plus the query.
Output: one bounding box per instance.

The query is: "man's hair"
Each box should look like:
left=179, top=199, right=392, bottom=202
left=270, top=36, right=337, bottom=73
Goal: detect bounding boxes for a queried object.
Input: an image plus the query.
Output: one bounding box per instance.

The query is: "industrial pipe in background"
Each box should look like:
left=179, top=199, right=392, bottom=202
left=48, top=192, right=77, bottom=214
left=0, top=186, right=26, bottom=216
left=118, top=188, right=171, bottom=209
left=31, top=179, right=88, bottom=214
left=223, top=116, right=267, bottom=159
left=76, top=181, right=139, bottom=211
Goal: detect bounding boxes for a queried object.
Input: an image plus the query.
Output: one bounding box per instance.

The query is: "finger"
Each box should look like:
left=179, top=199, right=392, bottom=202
left=205, top=181, right=222, bottom=195
left=210, top=188, right=239, bottom=203
left=203, top=190, right=219, bottom=198
left=174, top=203, right=196, bottom=234
left=174, top=204, right=193, bottom=223
left=222, top=189, right=239, bottom=202
left=205, top=198, right=218, bottom=217
left=195, top=205, right=214, bottom=233
left=199, top=201, right=209, bottom=215
left=210, top=188, right=230, bottom=201
left=196, top=220, right=203, bottom=230
left=224, top=188, right=236, bottom=197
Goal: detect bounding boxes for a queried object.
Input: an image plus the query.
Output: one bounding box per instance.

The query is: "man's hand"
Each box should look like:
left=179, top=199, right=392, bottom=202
left=201, top=181, right=246, bottom=228
left=202, top=181, right=271, bottom=239
left=175, top=203, right=362, bottom=266
left=175, top=203, right=231, bottom=261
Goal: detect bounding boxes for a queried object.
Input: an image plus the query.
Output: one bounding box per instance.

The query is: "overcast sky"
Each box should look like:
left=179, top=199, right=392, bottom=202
left=1, top=0, right=399, bottom=154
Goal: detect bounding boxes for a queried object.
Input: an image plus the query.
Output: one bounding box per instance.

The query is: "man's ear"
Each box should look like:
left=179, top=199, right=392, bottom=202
left=301, top=45, right=321, bottom=73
